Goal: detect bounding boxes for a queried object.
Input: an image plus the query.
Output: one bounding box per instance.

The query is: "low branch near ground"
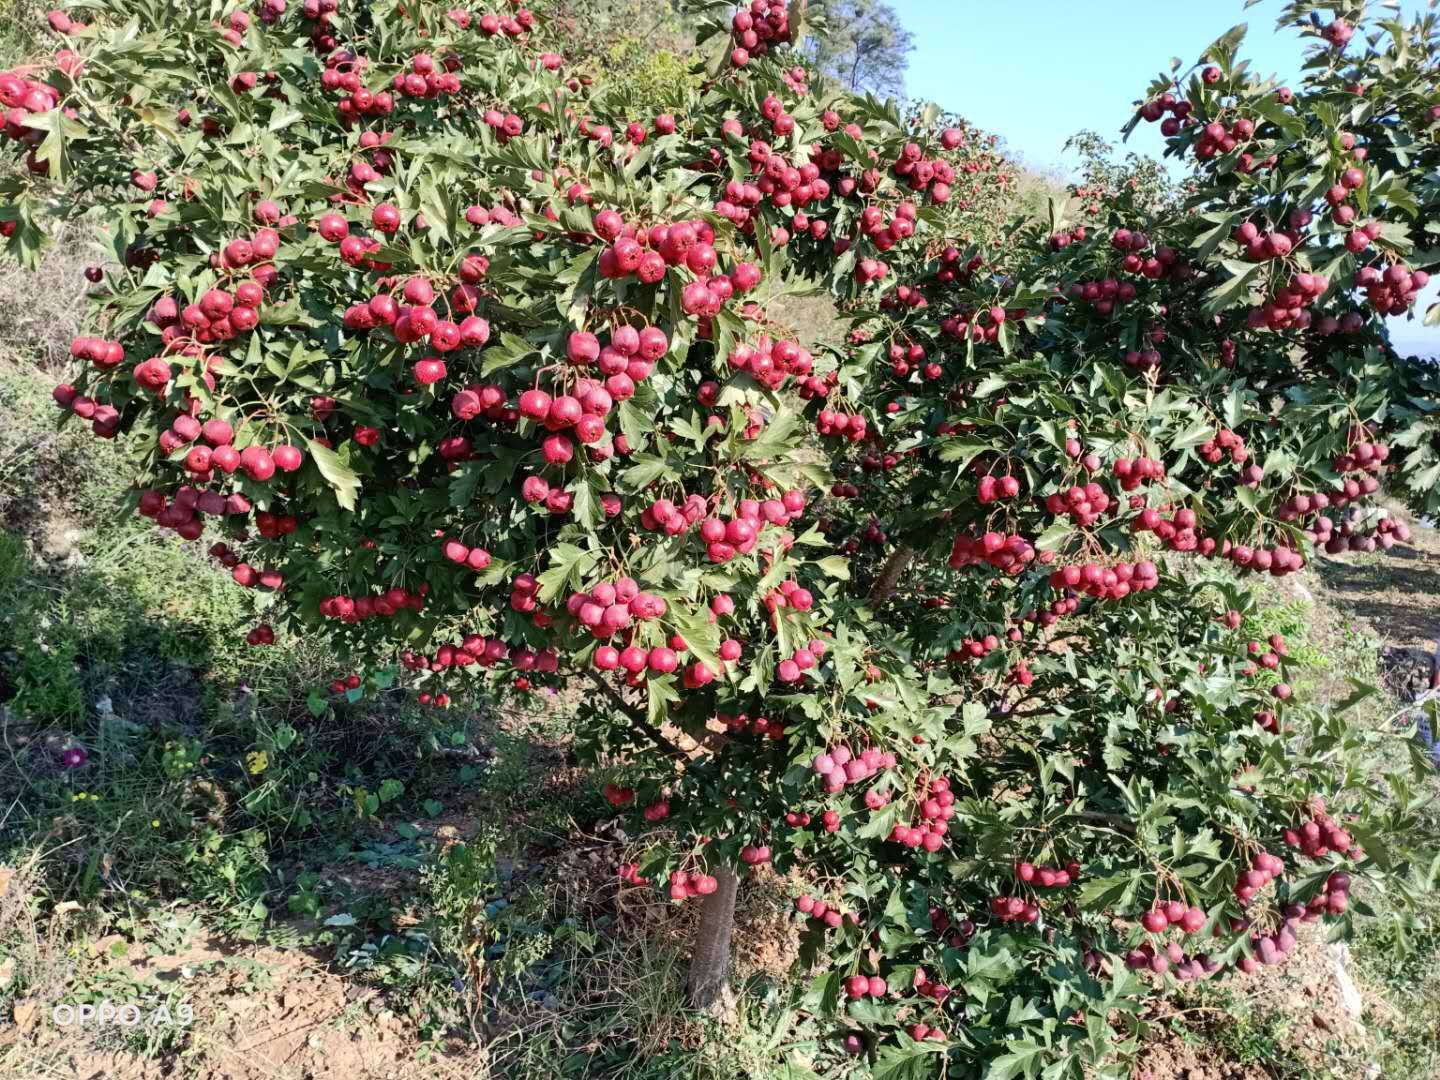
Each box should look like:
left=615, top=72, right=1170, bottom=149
left=582, top=669, right=689, bottom=761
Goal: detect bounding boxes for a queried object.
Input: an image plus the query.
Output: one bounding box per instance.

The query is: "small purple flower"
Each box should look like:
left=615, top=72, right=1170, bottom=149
left=61, top=746, right=88, bottom=769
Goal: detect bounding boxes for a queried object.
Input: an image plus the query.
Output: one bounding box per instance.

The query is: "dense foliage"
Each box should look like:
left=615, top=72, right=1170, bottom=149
left=3, top=0, right=1438, bottom=1076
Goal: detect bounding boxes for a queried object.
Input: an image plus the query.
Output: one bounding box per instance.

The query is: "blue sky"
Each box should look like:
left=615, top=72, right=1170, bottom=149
left=888, top=0, right=1436, bottom=355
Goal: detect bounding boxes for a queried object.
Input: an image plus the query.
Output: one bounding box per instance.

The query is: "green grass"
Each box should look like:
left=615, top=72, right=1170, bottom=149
left=0, top=0, right=42, bottom=67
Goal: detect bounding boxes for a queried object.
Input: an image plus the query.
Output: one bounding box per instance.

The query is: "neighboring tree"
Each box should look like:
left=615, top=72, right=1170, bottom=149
left=806, top=0, right=915, bottom=98
left=1063, top=129, right=1180, bottom=219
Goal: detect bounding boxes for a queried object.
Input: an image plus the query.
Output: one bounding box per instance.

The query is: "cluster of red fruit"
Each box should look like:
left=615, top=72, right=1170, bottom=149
left=228, top=561, right=284, bottom=593
left=1219, top=539, right=1307, bottom=579
left=1317, top=510, right=1412, bottom=554
left=152, top=272, right=271, bottom=347
left=1356, top=263, right=1429, bottom=316
left=890, top=140, right=958, bottom=205
left=473, top=7, right=537, bottom=37
left=1132, top=505, right=1207, bottom=547
left=1323, top=17, right=1355, bottom=47
left=774, top=636, right=825, bottom=684
left=722, top=335, right=813, bottom=390
left=884, top=338, right=935, bottom=380
left=988, top=895, right=1041, bottom=924
left=1198, top=428, right=1248, bottom=466
left=887, top=776, right=955, bottom=852
left=667, top=869, right=720, bottom=901
left=320, top=53, right=393, bottom=119
left=298, top=0, right=341, bottom=51
left=727, top=0, right=792, bottom=68
left=718, top=712, right=785, bottom=739
left=391, top=52, right=461, bottom=100
left=1237, top=921, right=1300, bottom=973
left=319, top=585, right=427, bottom=622
left=1113, top=455, right=1167, bottom=492
left=927, top=906, right=976, bottom=952
left=1019, top=594, right=1081, bottom=629
left=1122, top=347, right=1161, bottom=372
left=1110, top=228, right=1191, bottom=282
left=1245, top=266, right=1330, bottom=332
left=1305, top=870, right=1352, bottom=918
left=1335, top=434, right=1392, bottom=478
left=947, top=531, right=1039, bottom=575
left=439, top=535, right=493, bottom=572
left=594, top=218, right=737, bottom=305
left=408, top=638, right=560, bottom=679
left=328, top=672, right=362, bottom=695
left=854, top=201, right=922, bottom=256
left=1282, top=807, right=1354, bottom=861
left=1015, top=860, right=1082, bottom=890
left=1232, top=849, right=1287, bottom=903
left=1237, top=633, right=1287, bottom=678
left=843, top=973, right=888, bottom=1000
left=0, top=68, right=61, bottom=175
left=811, top=744, right=894, bottom=794
left=815, top=408, right=869, bottom=442
left=1139, top=899, right=1208, bottom=936
left=1043, top=482, right=1113, bottom=527
left=1047, top=224, right=1087, bottom=251
left=946, top=633, right=1002, bottom=664
left=975, top=471, right=1021, bottom=504
left=616, top=862, right=649, bottom=887
left=563, top=578, right=662, bottom=637
left=851, top=253, right=894, bottom=287
left=130, top=485, right=248, bottom=541
left=68, top=335, right=126, bottom=371
left=739, top=843, right=773, bottom=866
left=1062, top=276, right=1139, bottom=318
left=44, top=8, right=87, bottom=35
left=905, top=1021, right=950, bottom=1044
left=1197, top=116, right=1277, bottom=174
left=245, top=624, right=276, bottom=647
left=1125, top=939, right=1221, bottom=980
left=888, top=278, right=938, bottom=311
left=795, top=893, right=854, bottom=930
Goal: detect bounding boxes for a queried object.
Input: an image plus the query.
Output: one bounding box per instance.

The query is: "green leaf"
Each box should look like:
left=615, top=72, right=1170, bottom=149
left=1035, top=521, right=1073, bottom=553
left=307, top=439, right=361, bottom=511
left=1172, top=418, right=1215, bottom=451
left=1202, top=262, right=1261, bottom=313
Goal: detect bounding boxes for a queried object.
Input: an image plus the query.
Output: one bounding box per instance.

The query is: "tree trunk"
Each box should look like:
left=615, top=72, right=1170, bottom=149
left=869, top=544, right=915, bottom=604
left=685, top=865, right=739, bottom=1011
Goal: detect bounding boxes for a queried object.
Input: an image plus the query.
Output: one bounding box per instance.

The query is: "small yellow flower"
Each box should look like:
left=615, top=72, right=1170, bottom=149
left=245, top=751, right=269, bottom=775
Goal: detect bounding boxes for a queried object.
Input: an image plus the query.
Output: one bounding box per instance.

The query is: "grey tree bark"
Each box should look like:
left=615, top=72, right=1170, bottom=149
left=685, top=864, right=739, bottom=1010
left=868, top=543, right=915, bottom=604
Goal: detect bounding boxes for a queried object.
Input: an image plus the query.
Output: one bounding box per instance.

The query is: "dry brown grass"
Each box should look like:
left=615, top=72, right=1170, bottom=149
left=0, top=220, right=95, bottom=372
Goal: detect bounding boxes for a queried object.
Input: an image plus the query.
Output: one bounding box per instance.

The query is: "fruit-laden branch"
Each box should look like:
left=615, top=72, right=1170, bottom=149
left=582, top=668, right=689, bottom=761
left=869, top=544, right=916, bottom=604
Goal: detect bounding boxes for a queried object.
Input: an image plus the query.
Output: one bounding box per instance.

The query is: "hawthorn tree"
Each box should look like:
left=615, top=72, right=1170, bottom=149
left=3, top=0, right=1439, bottom=1076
